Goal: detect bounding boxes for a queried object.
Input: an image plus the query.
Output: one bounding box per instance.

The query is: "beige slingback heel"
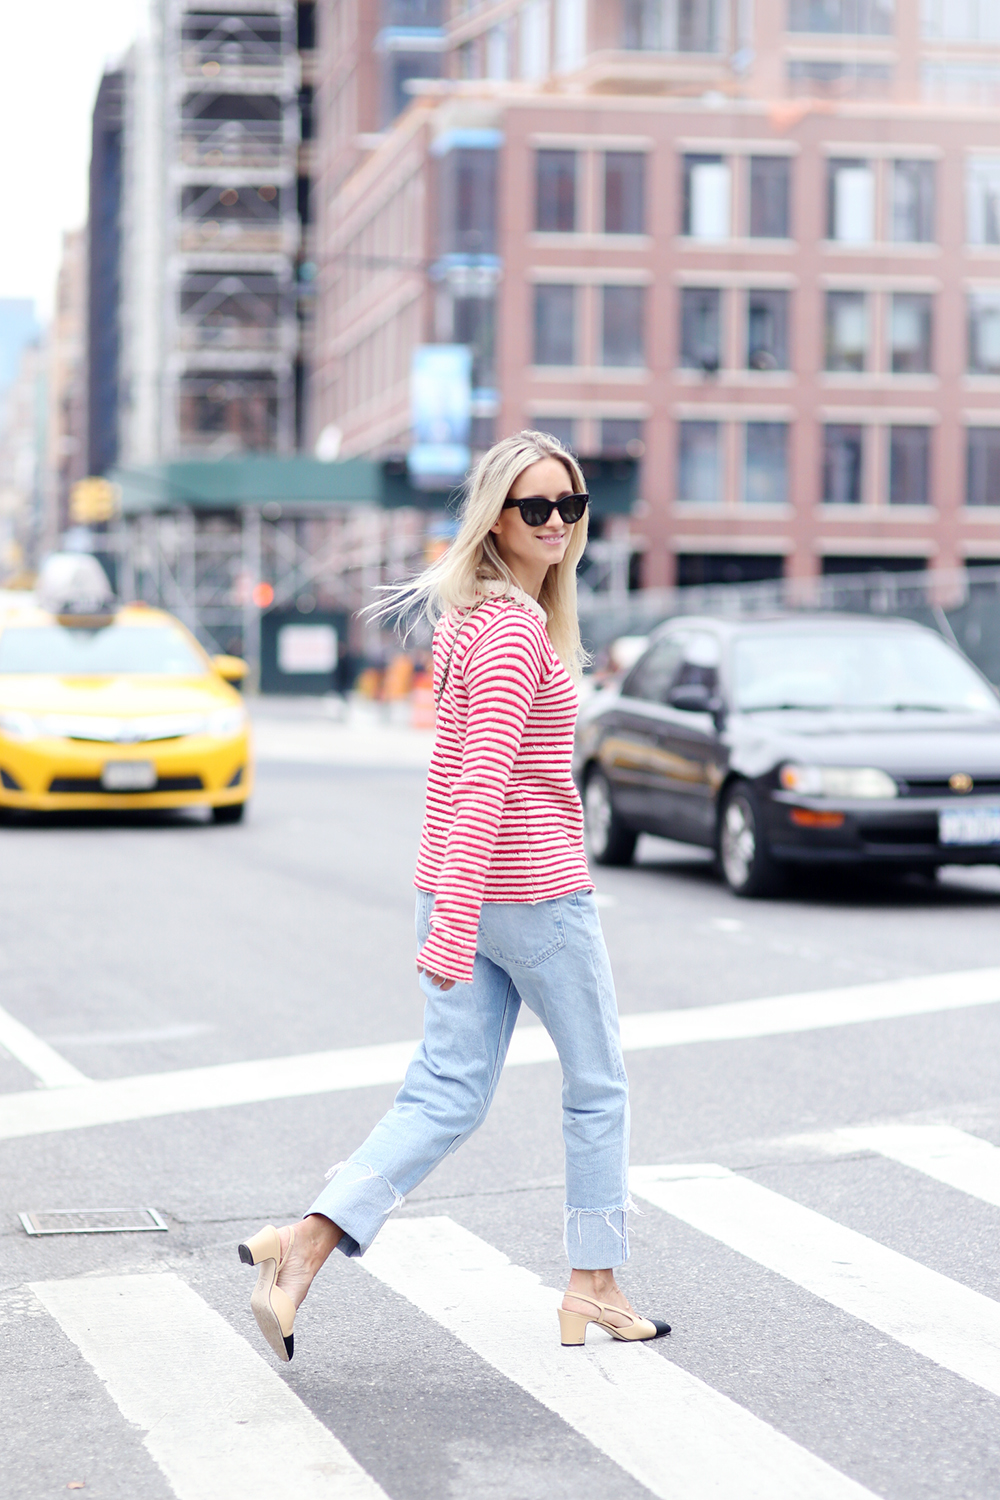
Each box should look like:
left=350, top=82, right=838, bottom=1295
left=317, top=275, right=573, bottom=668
left=238, top=1224, right=297, bottom=1362
left=558, top=1294, right=670, bottom=1347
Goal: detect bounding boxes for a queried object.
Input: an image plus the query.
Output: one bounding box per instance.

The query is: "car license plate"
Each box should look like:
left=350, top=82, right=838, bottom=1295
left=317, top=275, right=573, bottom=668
left=939, top=805, right=1000, bottom=845
left=101, top=760, right=157, bottom=791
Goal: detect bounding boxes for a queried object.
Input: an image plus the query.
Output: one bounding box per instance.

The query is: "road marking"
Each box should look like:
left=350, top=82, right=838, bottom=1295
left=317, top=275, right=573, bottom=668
left=44, top=1023, right=216, bottom=1047
left=630, top=1164, right=1000, bottom=1400
left=1, top=964, right=1000, bottom=1139
left=814, top=1124, right=1000, bottom=1211
left=0, top=1002, right=90, bottom=1089
left=361, top=1216, right=875, bottom=1500
left=30, top=1272, right=386, bottom=1500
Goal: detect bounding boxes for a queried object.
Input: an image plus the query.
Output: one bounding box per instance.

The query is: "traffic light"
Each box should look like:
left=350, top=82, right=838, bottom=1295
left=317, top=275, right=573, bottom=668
left=70, top=478, right=118, bottom=525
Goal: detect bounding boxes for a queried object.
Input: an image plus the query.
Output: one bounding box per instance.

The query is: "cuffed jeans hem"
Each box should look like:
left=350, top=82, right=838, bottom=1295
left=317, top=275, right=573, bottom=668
left=564, top=1203, right=630, bottom=1270
left=305, top=1160, right=405, bottom=1260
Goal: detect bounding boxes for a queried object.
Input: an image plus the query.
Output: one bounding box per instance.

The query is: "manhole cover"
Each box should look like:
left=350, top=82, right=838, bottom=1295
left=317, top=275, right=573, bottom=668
left=19, top=1208, right=168, bottom=1236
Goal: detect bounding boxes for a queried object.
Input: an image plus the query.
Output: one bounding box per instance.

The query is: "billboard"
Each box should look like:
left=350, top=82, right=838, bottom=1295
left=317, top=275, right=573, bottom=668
left=408, top=344, right=472, bottom=489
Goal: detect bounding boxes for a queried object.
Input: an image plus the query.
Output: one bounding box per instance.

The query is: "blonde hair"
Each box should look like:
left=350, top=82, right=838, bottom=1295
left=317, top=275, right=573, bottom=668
left=372, top=430, right=590, bottom=679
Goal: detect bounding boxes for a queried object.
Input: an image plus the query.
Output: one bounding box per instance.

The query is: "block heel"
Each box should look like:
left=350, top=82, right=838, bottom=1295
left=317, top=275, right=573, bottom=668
left=558, top=1308, right=591, bottom=1345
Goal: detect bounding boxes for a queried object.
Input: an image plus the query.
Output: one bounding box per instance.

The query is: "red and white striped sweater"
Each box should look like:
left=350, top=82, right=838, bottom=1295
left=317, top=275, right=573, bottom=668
left=414, top=585, right=593, bottom=983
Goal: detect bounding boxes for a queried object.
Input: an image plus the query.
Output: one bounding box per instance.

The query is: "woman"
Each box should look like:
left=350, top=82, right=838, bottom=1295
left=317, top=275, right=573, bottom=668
left=238, top=431, right=669, bottom=1358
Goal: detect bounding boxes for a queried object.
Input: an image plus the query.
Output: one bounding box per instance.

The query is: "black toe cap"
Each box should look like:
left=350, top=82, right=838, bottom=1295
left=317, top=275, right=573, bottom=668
left=651, top=1319, right=671, bottom=1338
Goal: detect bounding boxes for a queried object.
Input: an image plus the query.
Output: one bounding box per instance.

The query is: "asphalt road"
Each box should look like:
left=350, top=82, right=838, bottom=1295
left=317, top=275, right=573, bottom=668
left=3, top=756, right=1000, bottom=1500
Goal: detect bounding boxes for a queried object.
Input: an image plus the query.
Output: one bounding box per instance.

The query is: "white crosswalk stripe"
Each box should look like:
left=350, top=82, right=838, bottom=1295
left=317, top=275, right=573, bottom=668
left=2, top=964, right=1000, bottom=1140
left=361, top=1215, right=877, bottom=1500
left=630, top=1162, right=1000, bottom=1400
left=30, top=1272, right=387, bottom=1500
left=821, top=1123, right=1000, bottom=1210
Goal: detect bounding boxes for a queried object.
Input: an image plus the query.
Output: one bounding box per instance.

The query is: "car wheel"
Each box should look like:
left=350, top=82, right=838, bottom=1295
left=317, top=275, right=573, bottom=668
left=584, top=768, right=636, bottom=867
left=718, top=782, right=784, bottom=897
left=212, top=802, right=246, bottom=824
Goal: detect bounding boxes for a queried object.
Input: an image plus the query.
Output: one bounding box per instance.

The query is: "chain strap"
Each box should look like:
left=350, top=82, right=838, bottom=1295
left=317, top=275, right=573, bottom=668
left=434, top=599, right=488, bottom=708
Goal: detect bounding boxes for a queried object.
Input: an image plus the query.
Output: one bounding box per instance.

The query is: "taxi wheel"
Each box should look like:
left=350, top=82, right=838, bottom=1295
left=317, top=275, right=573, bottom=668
left=212, top=802, right=246, bottom=824
left=718, top=782, right=784, bottom=898
left=584, top=768, right=636, bottom=867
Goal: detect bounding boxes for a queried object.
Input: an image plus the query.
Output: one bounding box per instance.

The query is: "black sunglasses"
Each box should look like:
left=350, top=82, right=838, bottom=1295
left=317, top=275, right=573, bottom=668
left=502, top=493, right=590, bottom=528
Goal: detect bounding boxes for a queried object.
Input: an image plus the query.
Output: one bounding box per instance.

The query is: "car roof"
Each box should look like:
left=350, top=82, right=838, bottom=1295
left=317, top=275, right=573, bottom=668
left=0, top=603, right=178, bottom=630
left=651, top=612, right=934, bottom=640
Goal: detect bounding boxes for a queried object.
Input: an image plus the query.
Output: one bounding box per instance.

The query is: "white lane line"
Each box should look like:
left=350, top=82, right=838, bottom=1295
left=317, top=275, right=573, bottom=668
left=0, top=1002, right=90, bottom=1088
left=832, top=1124, right=1000, bottom=1211
left=630, top=1164, right=1000, bottom=1400
left=2, top=964, right=1000, bottom=1140
left=30, top=1272, right=386, bottom=1500
left=361, top=1216, right=876, bottom=1500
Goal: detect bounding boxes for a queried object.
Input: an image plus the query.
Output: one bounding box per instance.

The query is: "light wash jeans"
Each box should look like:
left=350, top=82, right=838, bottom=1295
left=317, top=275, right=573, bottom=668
left=306, top=888, right=632, bottom=1269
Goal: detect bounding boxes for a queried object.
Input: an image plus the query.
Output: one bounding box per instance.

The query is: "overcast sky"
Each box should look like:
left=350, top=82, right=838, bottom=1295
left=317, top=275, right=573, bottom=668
left=2, top=0, right=147, bottom=321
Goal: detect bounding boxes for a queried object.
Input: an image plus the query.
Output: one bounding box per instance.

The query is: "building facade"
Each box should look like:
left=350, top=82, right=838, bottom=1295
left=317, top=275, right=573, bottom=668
left=310, top=0, right=1000, bottom=587
left=113, top=0, right=318, bottom=468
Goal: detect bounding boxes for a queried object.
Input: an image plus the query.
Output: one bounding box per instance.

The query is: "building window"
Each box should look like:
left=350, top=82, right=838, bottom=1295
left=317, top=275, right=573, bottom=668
left=601, top=418, right=645, bottom=456
left=968, top=157, right=1000, bottom=244
left=604, top=152, right=645, bottom=234
left=889, top=160, right=935, bottom=243
left=602, top=286, right=645, bottom=366
left=623, top=0, right=724, bottom=51
left=676, top=553, right=786, bottom=586
left=825, top=291, right=869, bottom=372
left=747, top=289, right=789, bottom=370
left=680, top=287, right=722, bottom=370
left=923, top=1, right=1000, bottom=40
left=748, top=156, right=790, bottom=238
left=682, top=154, right=731, bottom=239
left=890, top=294, right=933, bottom=374
left=534, top=285, right=576, bottom=365
left=828, top=159, right=875, bottom=242
left=889, top=426, right=931, bottom=505
left=788, top=0, right=894, bottom=33
left=298, top=85, right=315, bottom=141
left=678, top=421, right=722, bottom=502
left=823, top=423, right=865, bottom=502
left=534, top=417, right=575, bottom=449
left=381, top=52, right=440, bottom=127
left=968, top=291, right=1000, bottom=374
left=744, top=423, right=789, bottom=505
left=967, top=427, right=1000, bottom=504
left=438, top=148, right=498, bottom=255
left=536, top=149, right=577, bottom=231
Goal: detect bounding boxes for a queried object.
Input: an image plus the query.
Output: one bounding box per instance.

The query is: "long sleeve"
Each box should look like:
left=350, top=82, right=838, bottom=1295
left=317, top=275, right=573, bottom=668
left=416, top=612, right=548, bottom=983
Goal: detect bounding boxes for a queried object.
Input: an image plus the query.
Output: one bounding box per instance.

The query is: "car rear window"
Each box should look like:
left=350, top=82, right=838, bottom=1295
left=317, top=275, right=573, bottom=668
left=0, top=625, right=207, bottom=676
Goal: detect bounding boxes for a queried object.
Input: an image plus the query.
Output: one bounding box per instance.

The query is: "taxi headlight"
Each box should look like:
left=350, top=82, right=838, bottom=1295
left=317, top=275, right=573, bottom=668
left=206, top=706, right=248, bottom=738
left=780, top=764, right=898, bottom=799
left=0, top=711, right=41, bottom=742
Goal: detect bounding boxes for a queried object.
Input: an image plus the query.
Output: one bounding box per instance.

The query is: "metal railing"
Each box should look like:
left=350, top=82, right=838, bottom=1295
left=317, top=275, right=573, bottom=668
left=577, top=565, right=1000, bottom=686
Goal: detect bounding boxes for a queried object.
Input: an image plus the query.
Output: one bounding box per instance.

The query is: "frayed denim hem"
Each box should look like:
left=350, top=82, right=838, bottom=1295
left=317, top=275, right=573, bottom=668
left=305, top=1158, right=405, bottom=1259
left=564, top=1195, right=637, bottom=1269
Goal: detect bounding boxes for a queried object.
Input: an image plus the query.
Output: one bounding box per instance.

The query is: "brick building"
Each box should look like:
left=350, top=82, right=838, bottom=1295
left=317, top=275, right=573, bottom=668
left=309, top=0, right=1000, bottom=588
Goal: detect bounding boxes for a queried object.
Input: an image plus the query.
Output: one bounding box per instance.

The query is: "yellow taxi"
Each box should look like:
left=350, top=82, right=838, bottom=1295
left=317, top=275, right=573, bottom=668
left=0, top=591, right=252, bottom=821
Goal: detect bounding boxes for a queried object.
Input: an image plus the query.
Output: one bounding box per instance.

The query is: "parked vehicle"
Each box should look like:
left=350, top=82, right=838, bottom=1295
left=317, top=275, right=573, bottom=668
left=574, top=614, right=1000, bottom=895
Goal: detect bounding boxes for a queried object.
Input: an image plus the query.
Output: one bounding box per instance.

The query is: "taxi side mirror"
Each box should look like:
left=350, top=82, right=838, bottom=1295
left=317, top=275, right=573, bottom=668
left=213, top=654, right=249, bottom=685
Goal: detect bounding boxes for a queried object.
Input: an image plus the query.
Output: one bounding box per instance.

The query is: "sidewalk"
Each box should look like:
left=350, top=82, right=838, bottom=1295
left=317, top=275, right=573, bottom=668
left=249, top=695, right=434, bottom=769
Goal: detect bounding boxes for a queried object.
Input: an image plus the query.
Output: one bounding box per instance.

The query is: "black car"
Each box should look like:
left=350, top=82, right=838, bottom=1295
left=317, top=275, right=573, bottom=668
left=574, top=614, right=1000, bottom=895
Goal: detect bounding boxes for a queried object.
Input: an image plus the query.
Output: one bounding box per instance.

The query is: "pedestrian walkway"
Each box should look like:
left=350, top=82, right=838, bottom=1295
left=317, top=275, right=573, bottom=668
left=250, top=698, right=433, bottom=770
left=22, top=1122, right=1000, bottom=1499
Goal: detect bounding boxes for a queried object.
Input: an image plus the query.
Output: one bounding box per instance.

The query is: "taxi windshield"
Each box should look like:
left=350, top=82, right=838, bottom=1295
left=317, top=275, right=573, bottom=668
left=0, top=625, right=207, bottom=676
left=733, top=630, right=997, bottom=714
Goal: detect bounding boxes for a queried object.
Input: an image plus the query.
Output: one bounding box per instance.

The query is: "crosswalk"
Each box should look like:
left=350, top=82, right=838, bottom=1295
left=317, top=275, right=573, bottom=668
left=18, top=1118, right=1000, bottom=1500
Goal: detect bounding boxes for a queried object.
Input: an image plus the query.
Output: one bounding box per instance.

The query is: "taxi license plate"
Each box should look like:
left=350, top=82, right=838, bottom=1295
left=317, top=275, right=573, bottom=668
left=939, top=805, right=1000, bottom=845
left=101, top=761, right=157, bottom=791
